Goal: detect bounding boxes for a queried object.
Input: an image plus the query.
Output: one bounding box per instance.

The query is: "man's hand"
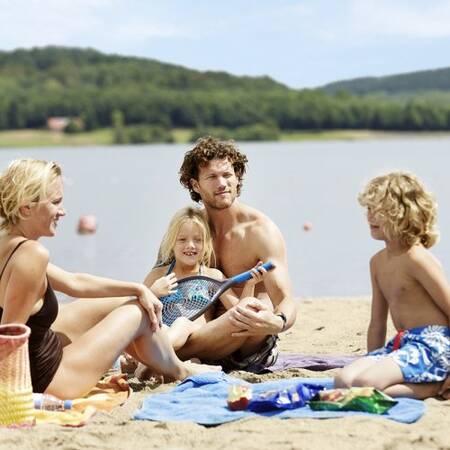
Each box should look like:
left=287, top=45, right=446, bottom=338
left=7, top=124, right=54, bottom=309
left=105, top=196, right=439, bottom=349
left=229, top=299, right=283, bottom=336
left=137, top=285, right=163, bottom=331
left=151, top=273, right=178, bottom=297
left=438, top=375, right=450, bottom=400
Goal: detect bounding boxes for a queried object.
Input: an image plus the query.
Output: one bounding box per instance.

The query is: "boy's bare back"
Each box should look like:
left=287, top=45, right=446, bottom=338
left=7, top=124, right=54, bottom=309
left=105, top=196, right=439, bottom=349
left=372, top=244, right=449, bottom=330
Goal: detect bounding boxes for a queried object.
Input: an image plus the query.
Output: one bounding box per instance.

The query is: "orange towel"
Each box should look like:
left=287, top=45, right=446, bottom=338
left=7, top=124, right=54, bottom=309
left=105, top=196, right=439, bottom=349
left=34, top=374, right=131, bottom=427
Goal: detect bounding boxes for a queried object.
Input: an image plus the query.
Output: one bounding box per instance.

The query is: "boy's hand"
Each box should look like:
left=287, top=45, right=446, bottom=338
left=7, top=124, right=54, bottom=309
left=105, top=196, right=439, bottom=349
left=151, top=273, right=178, bottom=297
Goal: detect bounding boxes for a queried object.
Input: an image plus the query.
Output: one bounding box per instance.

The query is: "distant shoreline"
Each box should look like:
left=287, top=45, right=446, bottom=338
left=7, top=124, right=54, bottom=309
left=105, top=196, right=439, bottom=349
left=1, top=128, right=450, bottom=148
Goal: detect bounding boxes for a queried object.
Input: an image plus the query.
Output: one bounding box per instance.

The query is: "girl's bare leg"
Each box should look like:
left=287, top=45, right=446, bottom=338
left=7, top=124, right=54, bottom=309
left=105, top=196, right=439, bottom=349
left=134, top=317, right=206, bottom=380
left=168, top=317, right=205, bottom=351
left=46, top=300, right=220, bottom=399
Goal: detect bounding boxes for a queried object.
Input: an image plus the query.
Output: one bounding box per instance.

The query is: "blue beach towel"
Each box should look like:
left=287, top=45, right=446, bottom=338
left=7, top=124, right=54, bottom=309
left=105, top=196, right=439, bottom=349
left=133, top=372, right=425, bottom=425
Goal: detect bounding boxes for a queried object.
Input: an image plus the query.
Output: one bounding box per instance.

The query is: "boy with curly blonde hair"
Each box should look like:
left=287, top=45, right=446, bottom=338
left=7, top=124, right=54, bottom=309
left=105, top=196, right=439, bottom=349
left=335, top=171, right=450, bottom=399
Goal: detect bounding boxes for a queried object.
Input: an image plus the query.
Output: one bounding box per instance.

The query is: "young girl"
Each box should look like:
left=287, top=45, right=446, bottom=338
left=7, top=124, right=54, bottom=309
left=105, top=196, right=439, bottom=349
left=146, top=206, right=266, bottom=348
left=126, top=206, right=267, bottom=379
left=335, top=171, right=450, bottom=399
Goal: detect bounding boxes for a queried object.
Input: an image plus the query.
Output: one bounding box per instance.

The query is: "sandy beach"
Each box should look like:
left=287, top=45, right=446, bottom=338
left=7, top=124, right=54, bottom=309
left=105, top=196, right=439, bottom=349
left=1, top=297, right=449, bottom=450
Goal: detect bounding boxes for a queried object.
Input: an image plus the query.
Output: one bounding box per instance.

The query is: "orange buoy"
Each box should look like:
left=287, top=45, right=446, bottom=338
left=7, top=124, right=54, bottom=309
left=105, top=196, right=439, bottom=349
left=303, top=221, right=313, bottom=232
left=77, top=215, right=97, bottom=234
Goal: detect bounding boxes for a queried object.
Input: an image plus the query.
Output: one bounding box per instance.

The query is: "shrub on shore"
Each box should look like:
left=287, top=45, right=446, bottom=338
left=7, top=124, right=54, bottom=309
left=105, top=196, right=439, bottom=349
left=189, top=123, right=280, bottom=142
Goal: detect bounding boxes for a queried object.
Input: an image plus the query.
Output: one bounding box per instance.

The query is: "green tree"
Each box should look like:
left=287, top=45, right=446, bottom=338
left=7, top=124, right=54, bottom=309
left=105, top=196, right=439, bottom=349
left=112, top=109, right=126, bottom=144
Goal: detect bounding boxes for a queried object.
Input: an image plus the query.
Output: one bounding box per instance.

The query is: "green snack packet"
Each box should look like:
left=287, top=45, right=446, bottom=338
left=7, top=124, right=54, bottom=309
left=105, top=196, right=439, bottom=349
left=309, top=387, right=397, bottom=415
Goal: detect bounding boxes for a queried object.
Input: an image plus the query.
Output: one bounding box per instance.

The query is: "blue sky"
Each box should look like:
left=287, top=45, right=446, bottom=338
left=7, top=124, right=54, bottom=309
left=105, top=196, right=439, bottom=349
left=1, top=0, right=449, bottom=88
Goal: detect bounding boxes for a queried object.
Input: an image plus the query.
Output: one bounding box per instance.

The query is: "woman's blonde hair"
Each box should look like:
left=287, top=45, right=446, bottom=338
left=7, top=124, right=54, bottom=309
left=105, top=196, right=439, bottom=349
left=0, top=159, right=62, bottom=231
left=358, top=171, right=439, bottom=248
left=158, top=206, right=214, bottom=266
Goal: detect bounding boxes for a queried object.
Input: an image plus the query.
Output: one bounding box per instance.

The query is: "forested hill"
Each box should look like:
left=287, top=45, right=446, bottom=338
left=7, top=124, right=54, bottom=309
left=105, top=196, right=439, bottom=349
left=0, top=46, right=449, bottom=133
left=322, top=67, right=450, bottom=95
left=0, top=46, right=287, bottom=92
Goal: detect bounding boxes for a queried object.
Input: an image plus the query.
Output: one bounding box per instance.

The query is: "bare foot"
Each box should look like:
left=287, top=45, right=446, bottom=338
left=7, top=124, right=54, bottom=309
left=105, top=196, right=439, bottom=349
left=177, top=361, right=222, bottom=380
left=120, top=353, right=139, bottom=374
left=438, top=377, right=450, bottom=400
left=134, top=360, right=221, bottom=383
left=134, top=362, right=165, bottom=383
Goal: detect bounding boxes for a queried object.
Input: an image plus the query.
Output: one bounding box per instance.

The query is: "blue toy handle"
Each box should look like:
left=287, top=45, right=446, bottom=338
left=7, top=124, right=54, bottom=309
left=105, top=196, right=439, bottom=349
left=231, top=261, right=275, bottom=284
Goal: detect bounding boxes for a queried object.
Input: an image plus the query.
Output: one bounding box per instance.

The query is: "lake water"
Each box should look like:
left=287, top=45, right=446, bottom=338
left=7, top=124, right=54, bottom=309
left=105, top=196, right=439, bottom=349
left=1, top=136, right=450, bottom=298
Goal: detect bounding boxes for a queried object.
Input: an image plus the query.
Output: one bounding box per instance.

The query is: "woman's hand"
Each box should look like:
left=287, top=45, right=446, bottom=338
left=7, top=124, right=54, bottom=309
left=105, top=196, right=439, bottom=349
left=136, top=285, right=163, bottom=331
left=150, top=273, right=178, bottom=297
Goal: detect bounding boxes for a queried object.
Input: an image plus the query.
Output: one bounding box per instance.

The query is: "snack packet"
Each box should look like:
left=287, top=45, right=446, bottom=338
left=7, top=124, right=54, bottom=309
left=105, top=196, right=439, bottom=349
left=227, top=385, right=252, bottom=411
left=309, top=387, right=397, bottom=414
left=246, top=383, right=325, bottom=412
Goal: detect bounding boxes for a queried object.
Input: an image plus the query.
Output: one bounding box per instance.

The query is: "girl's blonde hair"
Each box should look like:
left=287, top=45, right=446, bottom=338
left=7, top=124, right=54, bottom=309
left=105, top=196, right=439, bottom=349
left=358, top=171, right=439, bottom=249
left=0, top=159, right=62, bottom=231
left=158, top=206, right=214, bottom=266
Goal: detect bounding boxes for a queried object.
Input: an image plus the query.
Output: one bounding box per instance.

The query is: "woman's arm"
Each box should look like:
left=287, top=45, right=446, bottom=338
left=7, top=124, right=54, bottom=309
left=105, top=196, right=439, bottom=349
left=47, top=263, right=162, bottom=331
left=48, top=263, right=147, bottom=299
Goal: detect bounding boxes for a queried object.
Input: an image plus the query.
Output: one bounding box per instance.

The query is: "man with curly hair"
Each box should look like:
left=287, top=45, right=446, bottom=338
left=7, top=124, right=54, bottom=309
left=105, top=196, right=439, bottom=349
left=174, top=136, right=296, bottom=373
left=335, top=171, right=450, bottom=399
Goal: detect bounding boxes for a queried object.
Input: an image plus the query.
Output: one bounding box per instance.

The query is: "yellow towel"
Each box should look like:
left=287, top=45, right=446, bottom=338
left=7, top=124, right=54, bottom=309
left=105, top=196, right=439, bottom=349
left=34, top=374, right=131, bottom=427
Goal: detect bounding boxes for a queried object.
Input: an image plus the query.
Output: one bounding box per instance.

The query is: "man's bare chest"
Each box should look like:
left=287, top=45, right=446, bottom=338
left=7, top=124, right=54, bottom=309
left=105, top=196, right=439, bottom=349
left=213, top=233, right=258, bottom=276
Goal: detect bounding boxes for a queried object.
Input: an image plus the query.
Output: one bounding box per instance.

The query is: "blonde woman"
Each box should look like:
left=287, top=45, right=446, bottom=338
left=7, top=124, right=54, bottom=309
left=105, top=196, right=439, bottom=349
left=0, top=159, right=218, bottom=398
left=335, top=172, right=450, bottom=399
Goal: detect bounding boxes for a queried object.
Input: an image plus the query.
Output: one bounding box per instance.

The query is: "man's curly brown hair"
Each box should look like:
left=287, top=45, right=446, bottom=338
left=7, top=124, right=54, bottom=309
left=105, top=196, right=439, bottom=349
left=179, top=136, right=248, bottom=203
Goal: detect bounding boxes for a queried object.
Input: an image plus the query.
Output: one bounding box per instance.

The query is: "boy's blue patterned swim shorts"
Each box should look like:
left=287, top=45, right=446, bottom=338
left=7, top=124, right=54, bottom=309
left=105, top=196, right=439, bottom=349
left=368, top=325, right=450, bottom=383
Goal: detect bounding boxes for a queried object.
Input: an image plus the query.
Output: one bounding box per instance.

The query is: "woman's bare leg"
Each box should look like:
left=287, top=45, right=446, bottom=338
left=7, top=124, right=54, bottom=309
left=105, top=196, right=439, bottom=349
left=52, top=296, right=135, bottom=345
left=46, top=300, right=220, bottom=399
